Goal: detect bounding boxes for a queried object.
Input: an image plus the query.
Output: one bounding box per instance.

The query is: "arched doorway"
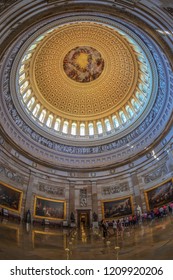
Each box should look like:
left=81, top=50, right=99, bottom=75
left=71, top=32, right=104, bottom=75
left=77, top=210, right=90, bottom=227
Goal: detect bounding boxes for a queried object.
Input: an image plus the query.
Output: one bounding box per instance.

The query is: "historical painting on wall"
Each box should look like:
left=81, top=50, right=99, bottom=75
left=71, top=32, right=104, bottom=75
left=0, top=182, right=23, bottom=213
left=102, top=196, right=133, bottom=219
left=145, top=178, right=173, bottom=210
left=34, top=196, right=66, bottom=220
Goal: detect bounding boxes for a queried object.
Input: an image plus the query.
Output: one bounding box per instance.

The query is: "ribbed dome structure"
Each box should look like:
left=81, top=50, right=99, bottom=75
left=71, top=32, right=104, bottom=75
left=15, top=18, right=154, bottom=143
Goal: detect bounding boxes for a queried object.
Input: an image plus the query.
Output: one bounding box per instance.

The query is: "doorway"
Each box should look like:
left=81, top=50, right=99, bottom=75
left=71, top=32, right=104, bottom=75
left=77, top=210, right=90, bottom=227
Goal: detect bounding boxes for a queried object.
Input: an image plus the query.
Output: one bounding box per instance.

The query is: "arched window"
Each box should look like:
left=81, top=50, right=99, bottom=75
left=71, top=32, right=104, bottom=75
left=139, top=83, right=147, bottom=94
left=19, top=73, right=26, bottom=84
left=131, top=99, right=140, bottom=111
left=39, top=109, right=46, bottom=123
left=97, top=121, right=103, bottom=134
left=133, top=45, right=141, bottom=53
left=105, top=119, right=111, bottom=132
left=136, top=92, right=145, bottom=104
left=140, top=65, right=148, bottom=74
left=22, top=53, right=31, bottom=62
left=88, top=123, right=94, bottom=135
left=126, top=105, right=134, bottom=118
left=32, top=103, right=40, bottom=117
left=138, top=56, right=146, bottom=64
left=46, top=114, right=53, bottom=127
left=140, top=75, right=145, bottom=83
left=36, top=35, right=45, bottom=42
left=119, top=111, right=127, bottom=124
left=62, top=121, right=68, bottom=134
left=71, top=122, right=77, bottom=135
left=54, top=118, right=61, bottom=131
left=141, top=74, right=149, bottom=84
left=28, top=44, right=37, bottom=51
left=20, top=81, right=28, bottom=93
left=27, top=97, right=35, bottom=110
left=19, top=64, right=25, bottom=74
left=112, top=116, right=119, bottom=128
left=46, top=28, right=55, bottom=34
left=23, top=89, right=31, bottom=103
left=80, top=123, right=85, bottom=136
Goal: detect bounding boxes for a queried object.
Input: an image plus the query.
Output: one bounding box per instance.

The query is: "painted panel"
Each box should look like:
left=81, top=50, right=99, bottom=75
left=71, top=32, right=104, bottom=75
left=145, top=178, right=173, bottom=210
left=0, top=182, right=23, bottom=213
left=102, top=195, right=133, bottom=219
left=34, top=196, right=66, bottom=220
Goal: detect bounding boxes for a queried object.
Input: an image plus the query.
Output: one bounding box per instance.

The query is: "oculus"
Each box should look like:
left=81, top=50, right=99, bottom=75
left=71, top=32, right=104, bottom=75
left=63, top=46, right=104, bottom=83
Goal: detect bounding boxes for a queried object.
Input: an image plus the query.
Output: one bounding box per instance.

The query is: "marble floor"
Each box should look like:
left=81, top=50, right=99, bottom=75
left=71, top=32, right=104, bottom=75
left=0, top=216, right=173, bottom=260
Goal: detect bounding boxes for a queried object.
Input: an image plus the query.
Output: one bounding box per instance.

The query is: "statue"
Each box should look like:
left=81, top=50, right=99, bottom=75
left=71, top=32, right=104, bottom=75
left=70, top=212, right=76, bottom=228
left=136, top=205, right=142, bottom=215
left=26, top=209, right=31, bottom=223
left=70, top=212, right=75, bottom=223
left=136, top=205, right=142, bottom=222
left=92, top=212, right=99, bottom=228
left=93, top=212, right=98, bottom=222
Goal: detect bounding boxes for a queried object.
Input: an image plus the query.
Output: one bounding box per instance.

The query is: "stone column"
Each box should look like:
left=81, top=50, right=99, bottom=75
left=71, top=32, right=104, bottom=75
left=166, top=146, right=173, bottom=172
left=24, top=171, right=35, bottom=222
left=68, top=181, right=75, bottom=223
left=91, top=181, right=98, bottom=219
left=130, top=172, right=143, bottom=212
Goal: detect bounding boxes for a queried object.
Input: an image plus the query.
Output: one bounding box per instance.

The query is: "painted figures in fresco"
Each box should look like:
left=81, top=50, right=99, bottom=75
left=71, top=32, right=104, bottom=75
left=102, top=196, right=133, bottom=219
left=63, top=46, right=104, bottom=83
left=146, top=180, right=173, bottom=210
left=35, top=197, right=65, bottom=220
left=0, top=183, right=21, bottom=211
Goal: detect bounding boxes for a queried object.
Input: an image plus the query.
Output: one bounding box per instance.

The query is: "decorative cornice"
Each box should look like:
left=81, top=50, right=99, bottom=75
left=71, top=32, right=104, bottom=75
left=0, top=164, right=24, bottom=184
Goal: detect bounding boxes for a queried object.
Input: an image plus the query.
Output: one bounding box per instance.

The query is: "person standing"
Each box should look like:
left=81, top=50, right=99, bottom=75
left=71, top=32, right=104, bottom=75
left=169, top=202, right=173, bottom=215
left=112, top=220, right=117, bottom=235
left=117, top=219, right=124, bottom=238
left=101, top=220, right=108, bottom=239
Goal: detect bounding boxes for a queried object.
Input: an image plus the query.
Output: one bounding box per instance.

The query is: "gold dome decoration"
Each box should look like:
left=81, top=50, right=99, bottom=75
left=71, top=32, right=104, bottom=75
left=32, top=22, right=138, bottom=119
left=18, top=21, right=151, bottom=139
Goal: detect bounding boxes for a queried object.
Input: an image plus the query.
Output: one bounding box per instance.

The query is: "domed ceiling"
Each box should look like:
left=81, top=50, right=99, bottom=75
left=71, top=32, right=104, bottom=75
left=1, top=4, right=172, bottom=170
left=15, top=18, right=154, bottom=141
left=33, top=22, right=137, bottom=117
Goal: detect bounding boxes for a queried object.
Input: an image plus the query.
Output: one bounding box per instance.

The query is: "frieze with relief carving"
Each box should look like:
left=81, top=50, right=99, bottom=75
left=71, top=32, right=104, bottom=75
left=0, top=0, right=18, bottom=13
left=38, top=183, right=64, bottom=196
left=0, top=164, right=24, bottom=184
left=80, top=189, right=87, bottom=207
left=143, top=164, right=168, bottom=184
left=102, top=182, right=130, bottom=195
left=164, top=7, right=173, bottom=17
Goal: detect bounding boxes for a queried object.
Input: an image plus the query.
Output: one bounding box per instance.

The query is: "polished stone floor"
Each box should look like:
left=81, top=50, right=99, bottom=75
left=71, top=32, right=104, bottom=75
left=0, top=216, right=173, bottom=260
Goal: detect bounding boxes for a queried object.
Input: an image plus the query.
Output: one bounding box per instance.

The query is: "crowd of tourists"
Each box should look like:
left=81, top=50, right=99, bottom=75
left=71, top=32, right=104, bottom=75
left=100, top=202, right=173, bottom=239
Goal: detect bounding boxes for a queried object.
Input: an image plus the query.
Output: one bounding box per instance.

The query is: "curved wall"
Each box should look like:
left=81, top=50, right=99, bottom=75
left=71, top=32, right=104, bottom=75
left=0, top=0, right=173, bottom=225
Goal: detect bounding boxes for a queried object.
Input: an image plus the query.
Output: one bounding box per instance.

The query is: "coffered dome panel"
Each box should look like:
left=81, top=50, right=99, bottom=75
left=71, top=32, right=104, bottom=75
left=33, top=22, right=137, bottom=118
left=13, top=16, right=155, bottom=142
